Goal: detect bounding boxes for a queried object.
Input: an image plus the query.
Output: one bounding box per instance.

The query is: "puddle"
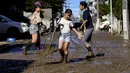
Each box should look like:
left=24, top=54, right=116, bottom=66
left=69, top=57, right=86, bottom=64
left=70, top=58, right=84, bottom=62
left=0, top=59, right=34, bottom=73
left=0, top=43, right=59, bottom=53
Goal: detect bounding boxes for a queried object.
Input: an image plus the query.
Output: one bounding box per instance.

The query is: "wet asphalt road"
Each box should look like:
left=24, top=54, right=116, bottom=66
left=0, top=31, right=130, bottom=73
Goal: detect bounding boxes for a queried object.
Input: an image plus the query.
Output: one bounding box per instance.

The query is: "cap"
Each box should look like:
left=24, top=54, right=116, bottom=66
left=35, top=1, right=41, bottom=6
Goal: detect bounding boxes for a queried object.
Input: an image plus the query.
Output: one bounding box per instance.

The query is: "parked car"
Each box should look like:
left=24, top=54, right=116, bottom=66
left=73, top=22, right=81, bottom=30
left=0, top=14, right=29, bottom=38
left=71, top=16, right=81, bottom=30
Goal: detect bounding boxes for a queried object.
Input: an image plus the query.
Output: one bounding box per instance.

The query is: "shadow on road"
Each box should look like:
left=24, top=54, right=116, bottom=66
left=44, top=61, right=61, bottom=65
left=44, top=57, right=90, bottom=65
left=69, top=58, right=86, bottom=63
left=0, top=44, right=24, bottom=54
left=96, top=53, right=105, bottom=57
left=0, top=59, right=34, bottom=73
left=69, top=55, right=105, bottom=63
left=43, top=57, right=100, bottom=65
left=0, top=44, right=43, bottom=54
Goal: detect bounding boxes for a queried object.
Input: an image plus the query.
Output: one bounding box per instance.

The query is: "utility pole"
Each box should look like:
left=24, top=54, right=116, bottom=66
left=66, top=0, right=71, bottom=9
left=95, top=0, right=100, bottom=30
left=122, top=0, right=129, bottom=40
left=109, top=0, right=113, bottom=34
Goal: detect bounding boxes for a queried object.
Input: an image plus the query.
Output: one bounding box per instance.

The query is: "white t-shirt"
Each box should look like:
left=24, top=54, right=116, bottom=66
left=29, top=11, right=42, bottom=24
left=58, top=17, right=74, bottom=33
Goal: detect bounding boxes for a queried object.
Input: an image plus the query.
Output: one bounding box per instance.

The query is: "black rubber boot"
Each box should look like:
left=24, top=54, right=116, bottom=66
left=22, top=42, right=35, bottom=55
left=64, top=54, right=68, bottom=63
left=59, top=49, right=65, bottom=63
left=35, top=36, right=41, bottom=54
left=22, top=46, right=28, bottom=55
left=22, top=41, right=32, bottom=55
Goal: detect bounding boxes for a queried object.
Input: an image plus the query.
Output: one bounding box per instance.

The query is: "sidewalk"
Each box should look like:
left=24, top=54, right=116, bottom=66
left=0, top=31, right=130, bottom=73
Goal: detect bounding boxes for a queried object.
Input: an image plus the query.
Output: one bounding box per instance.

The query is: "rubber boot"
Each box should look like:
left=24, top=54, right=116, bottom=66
left=30, top=42, right=40, bottom=54
left=86, top=47, right=95, bottom=59
left=35, top=36, right=41, bottom=54
left=22, top=41, right=32, bottom=55
left=22, top=42, right=35, bottom=55
left=59, top=49, right=65, bottom=63
left=64, top=54, right=68, bottom=63
left=22, top=46, right=28, bottom=55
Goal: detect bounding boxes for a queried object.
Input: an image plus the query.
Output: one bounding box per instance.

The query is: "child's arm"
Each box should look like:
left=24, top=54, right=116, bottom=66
left=72, top=28, right=79, bottom=35
left=72, top=28, right=83, bottom=40
left=30, top=12, right=37, bottom=24
left=70, top=21, right=83, bottom=39
left=80, top=20, right=87, bottom=29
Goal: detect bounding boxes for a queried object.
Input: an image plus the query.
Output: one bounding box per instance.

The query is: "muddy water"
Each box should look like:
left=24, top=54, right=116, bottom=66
left=0, top=31, right=130, bottom=73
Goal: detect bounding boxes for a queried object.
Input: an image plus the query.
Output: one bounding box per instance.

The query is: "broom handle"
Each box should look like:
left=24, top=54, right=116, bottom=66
left=49, top=18, right=61, bottom=44
left=50, top=26, right=57, bottom=44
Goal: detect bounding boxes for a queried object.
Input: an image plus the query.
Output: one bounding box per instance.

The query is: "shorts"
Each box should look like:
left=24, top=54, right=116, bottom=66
left=29, top=24, right=38, bottom=34
left=59, top=33, right=71, bottom=42
left=82, top=28, right=94, bottom=44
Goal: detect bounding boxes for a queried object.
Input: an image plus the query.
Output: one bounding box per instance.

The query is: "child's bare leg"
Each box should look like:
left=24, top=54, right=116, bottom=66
left=63, top=42, right=69, bottom=63
left=58, top=40, right=64, bottom=62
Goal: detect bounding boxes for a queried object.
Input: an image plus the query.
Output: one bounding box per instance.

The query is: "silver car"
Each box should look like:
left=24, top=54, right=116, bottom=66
left=0, top=14, right=29, bottom=37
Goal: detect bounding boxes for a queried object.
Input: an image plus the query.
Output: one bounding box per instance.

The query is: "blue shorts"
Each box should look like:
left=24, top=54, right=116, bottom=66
left=59, top=33, right=71, bottom=42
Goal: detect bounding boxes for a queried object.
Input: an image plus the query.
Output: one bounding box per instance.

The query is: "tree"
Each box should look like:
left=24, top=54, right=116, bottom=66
left=25, top=0, right=65, bottom=13
left=99, top=4, right=109, bottom=18
left=25, top=0, right=36, bottom=11
left=112, top=0, right=122, bottom=20
left=99, top=0, right=122, bottom=20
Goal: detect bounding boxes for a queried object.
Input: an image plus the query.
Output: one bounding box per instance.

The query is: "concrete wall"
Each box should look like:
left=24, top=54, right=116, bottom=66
left=41, top=9, right=52, bottom=20
left=24, top=9, right=52, bottom=20
left=24, top=9, right=52, bottom=29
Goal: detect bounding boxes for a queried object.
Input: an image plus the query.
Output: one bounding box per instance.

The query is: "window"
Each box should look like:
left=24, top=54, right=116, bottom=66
left=0, top=17, right=7, bottom=23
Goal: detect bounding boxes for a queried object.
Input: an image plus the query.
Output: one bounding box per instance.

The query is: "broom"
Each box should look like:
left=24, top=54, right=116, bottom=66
left=41, top=25, right=57, bottom=56
left=41, top=18, right=62, bottom=57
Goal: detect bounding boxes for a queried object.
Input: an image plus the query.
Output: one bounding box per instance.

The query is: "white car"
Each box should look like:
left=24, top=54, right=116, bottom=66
left=0, top=14, right=29, bottom=38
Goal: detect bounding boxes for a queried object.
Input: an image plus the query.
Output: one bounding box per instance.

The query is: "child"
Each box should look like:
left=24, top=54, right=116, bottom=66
left=22, top=4, right=43, bottom=55
left=57, top=9, right=82, bottom=63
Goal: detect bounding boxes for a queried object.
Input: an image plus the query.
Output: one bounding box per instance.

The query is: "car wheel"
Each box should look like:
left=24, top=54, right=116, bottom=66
left=7, top=27, right=20, bottom=38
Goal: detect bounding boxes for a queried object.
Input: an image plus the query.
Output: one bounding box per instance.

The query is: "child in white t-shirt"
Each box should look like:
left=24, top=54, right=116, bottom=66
left=57, top=9, right=82, bottom=63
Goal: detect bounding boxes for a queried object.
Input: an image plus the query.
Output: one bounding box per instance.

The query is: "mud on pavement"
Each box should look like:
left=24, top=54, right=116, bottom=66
left=0, top=31, right=130, bottom=73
